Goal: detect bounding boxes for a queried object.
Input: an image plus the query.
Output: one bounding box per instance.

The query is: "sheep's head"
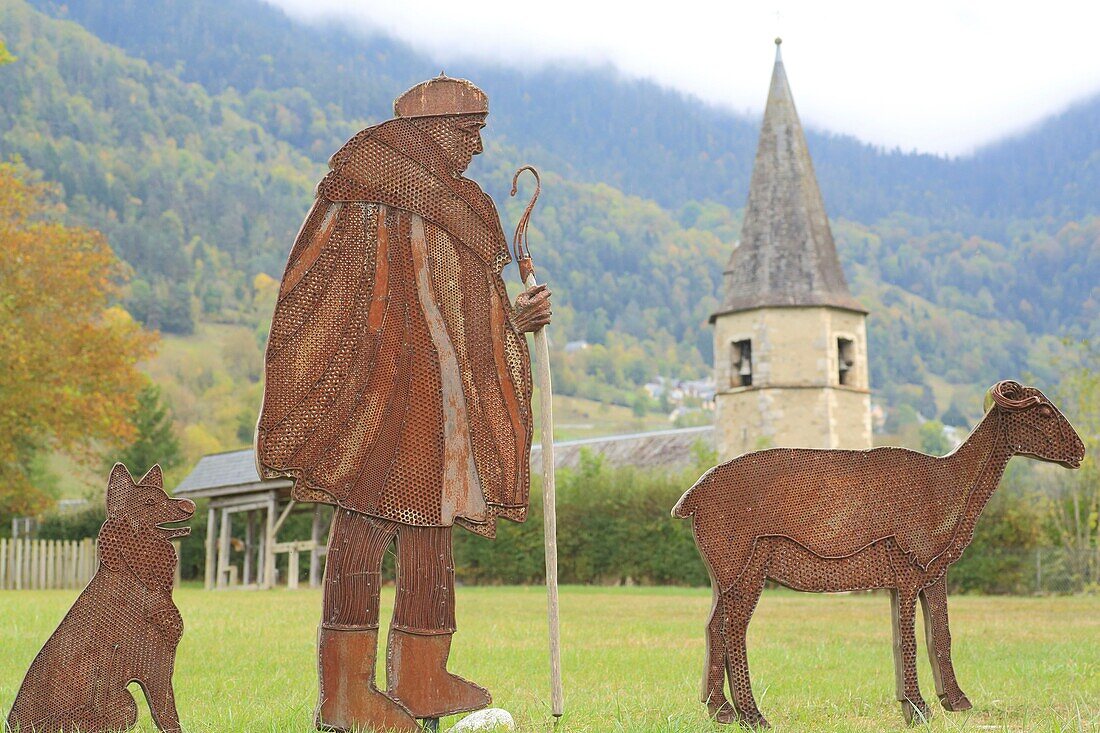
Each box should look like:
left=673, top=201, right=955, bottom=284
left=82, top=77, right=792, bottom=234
left=985, top=380, right=1085, bottom=469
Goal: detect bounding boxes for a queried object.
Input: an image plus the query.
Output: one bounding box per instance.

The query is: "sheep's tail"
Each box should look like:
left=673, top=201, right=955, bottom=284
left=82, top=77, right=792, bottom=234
left=671, top=465, right=717, bottom=519
left=671, top=491, right=695, bottom=518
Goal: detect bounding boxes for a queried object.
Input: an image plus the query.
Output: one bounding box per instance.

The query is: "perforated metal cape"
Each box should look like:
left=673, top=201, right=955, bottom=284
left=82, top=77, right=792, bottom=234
left=256, top=116, right=532, bottom=537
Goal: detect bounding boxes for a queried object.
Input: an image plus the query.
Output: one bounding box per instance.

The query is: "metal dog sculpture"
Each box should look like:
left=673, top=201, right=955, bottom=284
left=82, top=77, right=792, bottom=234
left=673, top=381, right=1085, bottom=727
left=7, top=464, right=194, bottom=733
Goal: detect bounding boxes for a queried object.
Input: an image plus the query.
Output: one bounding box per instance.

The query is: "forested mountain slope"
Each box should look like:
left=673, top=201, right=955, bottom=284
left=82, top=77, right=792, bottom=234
left=0, top=0, right=1096, bottom=456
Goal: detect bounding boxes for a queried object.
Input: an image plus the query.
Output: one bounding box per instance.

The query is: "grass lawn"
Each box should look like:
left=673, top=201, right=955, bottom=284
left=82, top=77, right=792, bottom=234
left=0, top=586, right=1096, bottom=732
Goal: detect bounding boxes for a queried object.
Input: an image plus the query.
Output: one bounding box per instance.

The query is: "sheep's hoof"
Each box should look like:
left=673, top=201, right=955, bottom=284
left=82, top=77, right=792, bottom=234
left=707, top=701, right=737, bottom=725
left=939, top=692, right=972, bottom=712
left=736, top=710, right=770, bottom=729
left=900, top=697, right=933, bottom=725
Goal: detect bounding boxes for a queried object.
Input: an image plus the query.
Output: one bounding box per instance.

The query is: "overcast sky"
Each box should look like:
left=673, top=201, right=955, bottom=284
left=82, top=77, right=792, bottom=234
left=267, top=0, right=1100, bottom=157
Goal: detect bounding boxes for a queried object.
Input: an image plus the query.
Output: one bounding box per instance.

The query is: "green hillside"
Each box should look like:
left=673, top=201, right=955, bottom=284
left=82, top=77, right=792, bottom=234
left=0, top=0, right=1096, bottom=481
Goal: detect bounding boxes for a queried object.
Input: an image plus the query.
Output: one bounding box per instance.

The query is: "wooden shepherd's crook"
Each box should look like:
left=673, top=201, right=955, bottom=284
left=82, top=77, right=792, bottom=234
left=511, top=165, right=563, bottom=718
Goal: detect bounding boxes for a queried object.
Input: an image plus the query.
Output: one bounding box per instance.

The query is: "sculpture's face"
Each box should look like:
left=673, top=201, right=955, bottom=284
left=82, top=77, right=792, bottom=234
left=415, top=113, right=486, bottom=174
left=987, top=381, right=1085, bottom=469
left=451, top=114, right=485, bottom=173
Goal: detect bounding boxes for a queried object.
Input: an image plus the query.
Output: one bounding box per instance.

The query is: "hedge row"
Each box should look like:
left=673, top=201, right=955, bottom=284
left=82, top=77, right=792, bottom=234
left=35, top=447, right=1057, bottom=593
left=454, top=450, right=710, bottom=586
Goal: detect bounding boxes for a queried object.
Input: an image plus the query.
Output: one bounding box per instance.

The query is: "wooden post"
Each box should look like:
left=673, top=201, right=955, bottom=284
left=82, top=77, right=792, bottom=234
left=309, top=506, right=323, bottom=588
left=243, top=510, right=255, bottom=586
left=256, top=513, right=266, bottom=588
left=69, top=540, right=77, bottom=589
left=218, top=508, right=231, bottom=589
left=46, top=541, right=54, bottom=589
left=264, top=494, right=276, bottom=589
left=288, top=548, right=299, bottom=590
left=73, top=540, right=80, bottom=588
left=0, top=538, right=7, bottom=590
left=16, top=538, right=23, bottom=590
left=32, top=540, right=40, bottom=590
left=62, top=541, right=70, bottom=589
left=205, top=507, right=217, bottom=590
left=67, top=540, right=74, bottom=589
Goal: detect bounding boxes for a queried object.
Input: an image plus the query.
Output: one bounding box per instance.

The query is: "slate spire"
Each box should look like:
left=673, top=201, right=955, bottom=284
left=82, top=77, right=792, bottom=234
left=714, top=39, right=866, bottom=318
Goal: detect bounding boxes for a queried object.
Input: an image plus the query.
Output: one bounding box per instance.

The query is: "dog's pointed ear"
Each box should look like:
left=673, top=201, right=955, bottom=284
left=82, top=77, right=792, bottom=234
left=138, top=464, right=163, bottom=488
left=106, top=463, right=135, bottom=512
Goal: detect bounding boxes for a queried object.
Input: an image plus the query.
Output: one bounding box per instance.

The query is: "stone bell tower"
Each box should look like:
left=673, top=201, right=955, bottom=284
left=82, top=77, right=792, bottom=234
left=712, top=39, right=872, bottom=460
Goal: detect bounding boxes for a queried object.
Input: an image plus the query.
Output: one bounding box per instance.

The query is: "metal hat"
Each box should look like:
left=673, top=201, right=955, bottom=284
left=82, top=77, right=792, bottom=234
left=393, top=73, right=488, bottom=118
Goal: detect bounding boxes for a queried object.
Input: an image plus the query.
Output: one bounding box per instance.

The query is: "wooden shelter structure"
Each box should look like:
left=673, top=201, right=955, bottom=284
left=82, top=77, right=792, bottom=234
left=175, top=450, right=328, bottom=590
left=176, top=425, right=713, bottom=590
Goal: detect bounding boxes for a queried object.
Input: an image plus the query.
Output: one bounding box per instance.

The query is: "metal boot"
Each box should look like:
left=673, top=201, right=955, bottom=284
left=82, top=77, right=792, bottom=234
left=316, top=626, right=419, bottom=732
left=386, top=630, right=490, bottom=718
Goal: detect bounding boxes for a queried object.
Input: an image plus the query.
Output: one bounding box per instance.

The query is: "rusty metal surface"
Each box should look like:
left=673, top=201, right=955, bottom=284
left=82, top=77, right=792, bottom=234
left=387, top=631, right=491, bottom=718
left=673, top=381, right=1085, bottom=727
left=316, top=628, right=419, bottom=732
left=256, top=75, right=550, bottom=729
left=7, top=464, right=194, bottom=733
left=394, top=74, right=489, bottom=119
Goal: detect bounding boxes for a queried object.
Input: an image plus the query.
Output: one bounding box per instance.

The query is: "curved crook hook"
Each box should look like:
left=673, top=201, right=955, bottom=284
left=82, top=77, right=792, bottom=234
left=510, top=165, right=541, bottom=267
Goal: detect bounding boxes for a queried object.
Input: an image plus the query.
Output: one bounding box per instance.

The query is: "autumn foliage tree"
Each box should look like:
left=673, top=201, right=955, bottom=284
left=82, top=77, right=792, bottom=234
left=0, top=162, right=154, bottom=517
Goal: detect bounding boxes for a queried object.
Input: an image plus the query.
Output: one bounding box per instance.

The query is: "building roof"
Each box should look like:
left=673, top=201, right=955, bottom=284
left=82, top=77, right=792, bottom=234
left=713, top=40, right=866, bottom=319
left=175, top=426, right=715, bottom=498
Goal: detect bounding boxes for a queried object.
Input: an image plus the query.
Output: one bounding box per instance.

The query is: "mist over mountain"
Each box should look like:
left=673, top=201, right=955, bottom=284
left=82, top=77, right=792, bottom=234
left=26, top=0, right=1100, bottom=231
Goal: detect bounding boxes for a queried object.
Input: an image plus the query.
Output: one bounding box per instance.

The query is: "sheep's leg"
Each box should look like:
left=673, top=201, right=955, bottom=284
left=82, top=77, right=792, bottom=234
left=890, top=588, right=932, bottom=725
left=723, top=548, right=770, bottom=729
left=703, top=589, right=736, bottom=724
left=919, top=576, right=971, bottom=712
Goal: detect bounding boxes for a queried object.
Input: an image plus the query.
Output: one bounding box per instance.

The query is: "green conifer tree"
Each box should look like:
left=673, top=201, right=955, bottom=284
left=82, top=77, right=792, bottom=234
left=113, top=382, right=182, bottom=475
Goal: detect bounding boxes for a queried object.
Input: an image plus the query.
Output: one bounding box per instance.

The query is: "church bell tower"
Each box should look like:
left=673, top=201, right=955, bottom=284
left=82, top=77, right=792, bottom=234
left=712, top=40, right=872, bottom=459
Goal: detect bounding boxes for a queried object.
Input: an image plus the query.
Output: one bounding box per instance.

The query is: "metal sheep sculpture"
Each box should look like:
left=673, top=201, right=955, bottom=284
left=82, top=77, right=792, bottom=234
left=673, top=380, right=1085, bottom=727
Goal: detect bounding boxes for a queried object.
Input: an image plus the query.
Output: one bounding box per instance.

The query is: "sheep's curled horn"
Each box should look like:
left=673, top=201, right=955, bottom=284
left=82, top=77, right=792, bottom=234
left=986, top=380, right=1043, bottom=411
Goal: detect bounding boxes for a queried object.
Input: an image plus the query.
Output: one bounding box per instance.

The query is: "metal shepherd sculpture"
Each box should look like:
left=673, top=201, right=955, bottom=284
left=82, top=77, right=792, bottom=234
left=673, top=380, right=1085, bottom=728
left=256, top=75, right=553, bottom=732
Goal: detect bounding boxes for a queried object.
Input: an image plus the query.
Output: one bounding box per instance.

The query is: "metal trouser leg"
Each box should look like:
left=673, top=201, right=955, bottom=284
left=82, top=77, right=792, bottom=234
left=392, top=524, right=456, bottom=635
left=387, top=524, right=490, bottom=718
left=322, top=508, right=399, bottom=630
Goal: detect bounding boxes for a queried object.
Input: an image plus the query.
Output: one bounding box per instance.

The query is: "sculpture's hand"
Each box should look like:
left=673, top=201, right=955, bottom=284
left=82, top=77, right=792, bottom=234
left=514, top=283, right=552, bottom=334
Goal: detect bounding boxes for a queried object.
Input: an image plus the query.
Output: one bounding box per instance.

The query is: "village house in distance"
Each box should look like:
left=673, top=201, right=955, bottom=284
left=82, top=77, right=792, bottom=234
left=712, top=39, right=872, bottom=459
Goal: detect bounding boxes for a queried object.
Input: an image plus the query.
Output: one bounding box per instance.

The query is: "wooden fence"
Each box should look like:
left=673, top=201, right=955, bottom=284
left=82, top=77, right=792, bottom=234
left=0, top=538, right=99, bottom=590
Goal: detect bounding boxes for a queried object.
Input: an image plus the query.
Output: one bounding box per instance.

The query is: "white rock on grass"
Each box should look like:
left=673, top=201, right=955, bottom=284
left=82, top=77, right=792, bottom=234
left=449, top=708, right=515, bottom=732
